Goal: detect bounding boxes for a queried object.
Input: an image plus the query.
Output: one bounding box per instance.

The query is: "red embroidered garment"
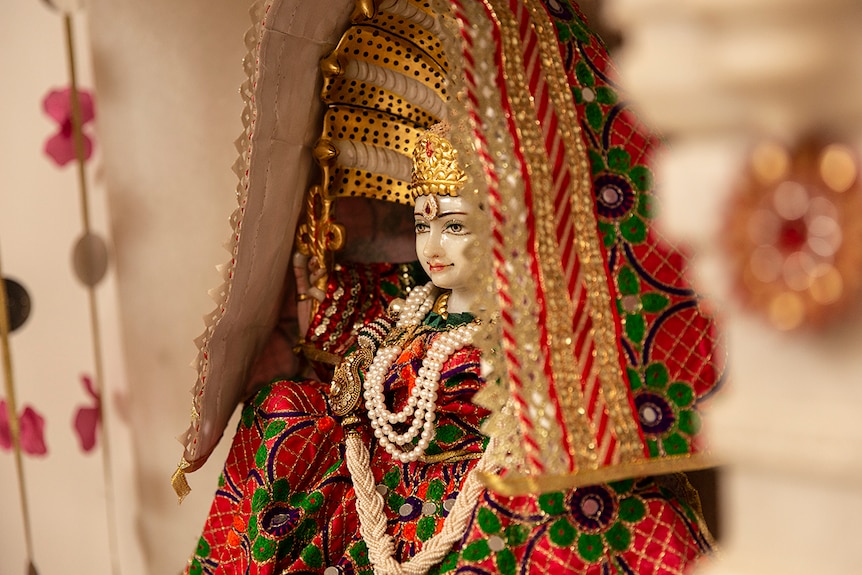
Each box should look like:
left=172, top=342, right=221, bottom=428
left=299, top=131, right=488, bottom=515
left=187, top=295, right=711, bottom=574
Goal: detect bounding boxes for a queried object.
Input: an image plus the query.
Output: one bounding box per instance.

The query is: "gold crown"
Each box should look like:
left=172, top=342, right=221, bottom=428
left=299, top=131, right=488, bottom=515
left=410, top=123, right=468, bottom=200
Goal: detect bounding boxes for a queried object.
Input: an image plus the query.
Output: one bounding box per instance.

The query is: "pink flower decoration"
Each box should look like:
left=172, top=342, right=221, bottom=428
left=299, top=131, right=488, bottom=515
left=74, top=374, right=101, bottom=452
left=43, top=87, right=96, bottom=167
left=0, top=400, right=48, bottom=456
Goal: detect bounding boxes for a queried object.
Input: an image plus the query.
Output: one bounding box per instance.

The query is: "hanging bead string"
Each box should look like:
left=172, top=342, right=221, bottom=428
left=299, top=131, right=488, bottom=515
left=62, top=12, right=121, bottom=575
left=0, top=249, right=39, bottom=575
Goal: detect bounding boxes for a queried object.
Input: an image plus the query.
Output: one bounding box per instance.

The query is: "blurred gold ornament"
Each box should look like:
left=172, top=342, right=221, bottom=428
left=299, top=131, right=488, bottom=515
left=725, top=137, right=862, bottom=330
left=751, top=141, right=790, bottom=186
left=819, top=144, right=857, bottom=193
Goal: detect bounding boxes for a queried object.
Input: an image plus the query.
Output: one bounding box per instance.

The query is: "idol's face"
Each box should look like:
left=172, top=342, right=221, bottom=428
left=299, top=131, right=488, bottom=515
left=414, top=195, right=479, bottom=299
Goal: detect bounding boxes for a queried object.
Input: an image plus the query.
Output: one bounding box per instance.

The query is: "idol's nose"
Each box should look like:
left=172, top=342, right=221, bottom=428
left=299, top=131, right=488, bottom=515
left=422, top=228, right=443, bottom=259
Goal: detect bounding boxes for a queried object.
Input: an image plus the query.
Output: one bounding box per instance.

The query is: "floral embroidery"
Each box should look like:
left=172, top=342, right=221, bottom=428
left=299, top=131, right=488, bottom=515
left=629, top=363, right=701, bottom=457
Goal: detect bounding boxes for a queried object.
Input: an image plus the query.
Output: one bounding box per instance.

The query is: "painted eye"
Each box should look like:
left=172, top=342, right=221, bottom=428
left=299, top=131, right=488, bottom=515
left=414, top=221, right=429, bottom=233
left=445, top=222, right=466, bottom=234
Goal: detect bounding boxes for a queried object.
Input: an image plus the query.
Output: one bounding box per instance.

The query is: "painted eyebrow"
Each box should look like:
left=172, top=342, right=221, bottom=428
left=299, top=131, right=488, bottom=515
left=413, top=211, right=468, bottom=217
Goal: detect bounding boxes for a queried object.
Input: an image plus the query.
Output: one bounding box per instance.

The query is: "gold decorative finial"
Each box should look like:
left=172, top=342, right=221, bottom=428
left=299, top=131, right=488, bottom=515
left=171, top=457, right=192, bottom=503
left=410, top=122, right=467, bottom=201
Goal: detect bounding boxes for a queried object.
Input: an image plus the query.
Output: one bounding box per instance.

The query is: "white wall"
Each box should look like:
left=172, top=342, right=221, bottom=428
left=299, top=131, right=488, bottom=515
left=0, top=1, right=251, bottom=573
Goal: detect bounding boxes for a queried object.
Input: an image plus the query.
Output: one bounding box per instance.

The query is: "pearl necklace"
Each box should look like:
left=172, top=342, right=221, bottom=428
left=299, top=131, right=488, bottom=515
left=393, top=282, right=435, bottom=330
left=363, top=283, right=479, bottom=463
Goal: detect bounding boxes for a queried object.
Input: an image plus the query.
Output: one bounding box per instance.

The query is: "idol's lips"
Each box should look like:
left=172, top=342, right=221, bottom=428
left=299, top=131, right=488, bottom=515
left=427, top=262, right=452, bottom=272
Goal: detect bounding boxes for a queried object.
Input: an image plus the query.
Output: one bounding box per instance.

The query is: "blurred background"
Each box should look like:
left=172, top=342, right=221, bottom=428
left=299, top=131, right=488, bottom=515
left=0, top=1, right=248, bottom=573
